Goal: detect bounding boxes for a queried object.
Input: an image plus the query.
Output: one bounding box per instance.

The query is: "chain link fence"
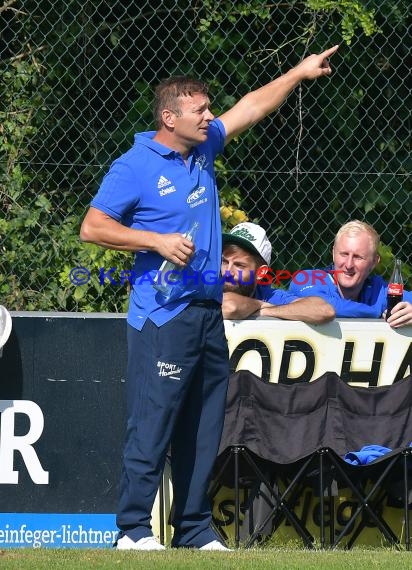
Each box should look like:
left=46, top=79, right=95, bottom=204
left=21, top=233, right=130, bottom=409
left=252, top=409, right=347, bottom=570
left=1, top=1, right=410, bottom=312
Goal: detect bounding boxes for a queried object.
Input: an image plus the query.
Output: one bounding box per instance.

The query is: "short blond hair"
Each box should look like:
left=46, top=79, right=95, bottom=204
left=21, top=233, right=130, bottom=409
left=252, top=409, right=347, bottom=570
left=334, top=220, right=380, bottom=256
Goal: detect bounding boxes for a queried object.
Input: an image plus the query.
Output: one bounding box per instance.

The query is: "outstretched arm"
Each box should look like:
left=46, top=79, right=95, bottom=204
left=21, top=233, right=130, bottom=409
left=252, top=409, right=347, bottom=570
left=219, top=45, right=339, bottom=143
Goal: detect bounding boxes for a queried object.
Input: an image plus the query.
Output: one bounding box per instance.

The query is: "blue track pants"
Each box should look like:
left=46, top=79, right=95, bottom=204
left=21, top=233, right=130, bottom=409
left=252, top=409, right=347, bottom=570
left=116, top=301, right=229, bottom=547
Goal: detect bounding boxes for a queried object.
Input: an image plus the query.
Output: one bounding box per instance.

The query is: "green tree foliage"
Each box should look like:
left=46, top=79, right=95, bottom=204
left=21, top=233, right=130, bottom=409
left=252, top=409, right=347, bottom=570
left=306, top=0, right=378, bottom=43
left=1, top=0, right=410, bottom=312
left=0, top=2, right=132, bottom=311
left=193, top=0, right=410, bottom=277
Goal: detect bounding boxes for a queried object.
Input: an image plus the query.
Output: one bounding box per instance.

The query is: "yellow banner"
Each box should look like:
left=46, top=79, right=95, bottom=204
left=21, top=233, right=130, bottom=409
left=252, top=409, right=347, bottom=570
left=225, top=318, right=412, bottom=386
left=212, top=483, right=408, bottom=547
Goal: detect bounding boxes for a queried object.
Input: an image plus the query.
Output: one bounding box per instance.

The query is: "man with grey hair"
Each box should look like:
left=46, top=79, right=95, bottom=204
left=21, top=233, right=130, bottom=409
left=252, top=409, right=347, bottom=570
left=288, top=220, right=412, bottom=327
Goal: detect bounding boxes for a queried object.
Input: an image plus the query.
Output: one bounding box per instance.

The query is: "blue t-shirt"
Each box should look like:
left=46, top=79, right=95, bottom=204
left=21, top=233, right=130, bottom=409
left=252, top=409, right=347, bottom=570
left=288, top=266, right=412, bottom=318
left=91, top=120, right=226, bottom=330
left=255, top=284, right=300, bottom=305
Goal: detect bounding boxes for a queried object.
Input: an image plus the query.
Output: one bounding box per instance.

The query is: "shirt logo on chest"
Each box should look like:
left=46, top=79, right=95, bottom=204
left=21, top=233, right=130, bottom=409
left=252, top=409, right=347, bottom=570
left=157, top=175, right=176, bottom=196
left=187, top=186, right=206, bottom=205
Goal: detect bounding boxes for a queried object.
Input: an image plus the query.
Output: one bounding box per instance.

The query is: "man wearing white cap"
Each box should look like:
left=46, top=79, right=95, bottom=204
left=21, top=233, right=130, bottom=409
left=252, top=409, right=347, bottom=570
left=222, top=222, right=335, bottom=323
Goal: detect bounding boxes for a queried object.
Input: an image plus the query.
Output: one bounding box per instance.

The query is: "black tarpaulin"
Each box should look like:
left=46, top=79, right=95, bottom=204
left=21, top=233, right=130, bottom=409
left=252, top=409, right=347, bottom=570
left=217, top=370, right=412, bottom=465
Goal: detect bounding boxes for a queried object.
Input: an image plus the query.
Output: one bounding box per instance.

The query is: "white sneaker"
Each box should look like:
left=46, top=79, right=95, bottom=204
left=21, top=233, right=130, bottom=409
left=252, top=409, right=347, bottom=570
left=116, top=535, right=166, bottom=551
left=199, top=540, right=232, bottom=551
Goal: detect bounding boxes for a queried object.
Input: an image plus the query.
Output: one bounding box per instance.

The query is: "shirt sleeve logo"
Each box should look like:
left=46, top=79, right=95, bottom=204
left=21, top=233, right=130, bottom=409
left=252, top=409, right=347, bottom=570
left=195, top=154, right=208, bottom=170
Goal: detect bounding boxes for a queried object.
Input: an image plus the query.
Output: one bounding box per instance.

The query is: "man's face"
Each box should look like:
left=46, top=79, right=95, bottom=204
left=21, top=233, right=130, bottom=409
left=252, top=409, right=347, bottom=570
left=332, top=232, right=379, bottom=298
left=172, top=93, right=214, bottom=147
left=221, top=246, right=259, bottom=297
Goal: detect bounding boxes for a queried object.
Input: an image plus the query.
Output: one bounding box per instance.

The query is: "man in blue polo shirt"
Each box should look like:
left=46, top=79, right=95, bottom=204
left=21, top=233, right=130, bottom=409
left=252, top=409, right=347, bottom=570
left=221, top=222, right=335, bottom=323
left=288, top=220, right=412, bottom=327
left=80, top=45, right=339, bottom=551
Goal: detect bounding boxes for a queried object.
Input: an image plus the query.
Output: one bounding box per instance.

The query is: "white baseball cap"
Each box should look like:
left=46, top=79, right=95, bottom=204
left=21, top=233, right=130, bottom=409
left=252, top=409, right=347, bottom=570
left=222, top=222, right=272, bottom=265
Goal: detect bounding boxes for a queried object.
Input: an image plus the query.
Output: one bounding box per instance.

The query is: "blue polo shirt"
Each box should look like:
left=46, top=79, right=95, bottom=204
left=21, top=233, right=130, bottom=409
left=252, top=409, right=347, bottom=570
left=255, top=285, right=300, bottom=305
left=91, top=119, right=226, bottom=330
left=288, top=266, right=412, bottom=318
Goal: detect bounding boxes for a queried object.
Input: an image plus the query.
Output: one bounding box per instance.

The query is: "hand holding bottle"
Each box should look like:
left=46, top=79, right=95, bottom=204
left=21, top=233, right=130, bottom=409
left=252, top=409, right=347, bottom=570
left=153, top=221, right=200, bottom=297
left=155, top=233, right=195, bottom=268
left=383, top=258, right=412, bottom=327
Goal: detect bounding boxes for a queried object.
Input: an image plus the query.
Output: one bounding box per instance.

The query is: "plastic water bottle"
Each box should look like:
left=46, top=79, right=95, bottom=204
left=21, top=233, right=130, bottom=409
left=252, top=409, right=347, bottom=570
left=153, top=221, right=200, bottom=298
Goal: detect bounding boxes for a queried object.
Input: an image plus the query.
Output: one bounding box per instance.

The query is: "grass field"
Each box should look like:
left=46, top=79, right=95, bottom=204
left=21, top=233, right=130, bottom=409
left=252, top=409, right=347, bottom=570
left=2, top=547, right=412, bottom=569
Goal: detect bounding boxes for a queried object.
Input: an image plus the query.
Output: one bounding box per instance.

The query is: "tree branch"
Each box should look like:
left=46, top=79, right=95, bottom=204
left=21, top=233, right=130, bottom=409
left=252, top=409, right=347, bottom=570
left=0, top=0, right=25, bottom=16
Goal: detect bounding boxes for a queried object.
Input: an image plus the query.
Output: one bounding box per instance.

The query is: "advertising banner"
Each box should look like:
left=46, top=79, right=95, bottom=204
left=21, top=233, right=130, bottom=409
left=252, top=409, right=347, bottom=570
left=0, top=313, right=411, bottom=547
left=226, top=318, right=412, bottom=386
